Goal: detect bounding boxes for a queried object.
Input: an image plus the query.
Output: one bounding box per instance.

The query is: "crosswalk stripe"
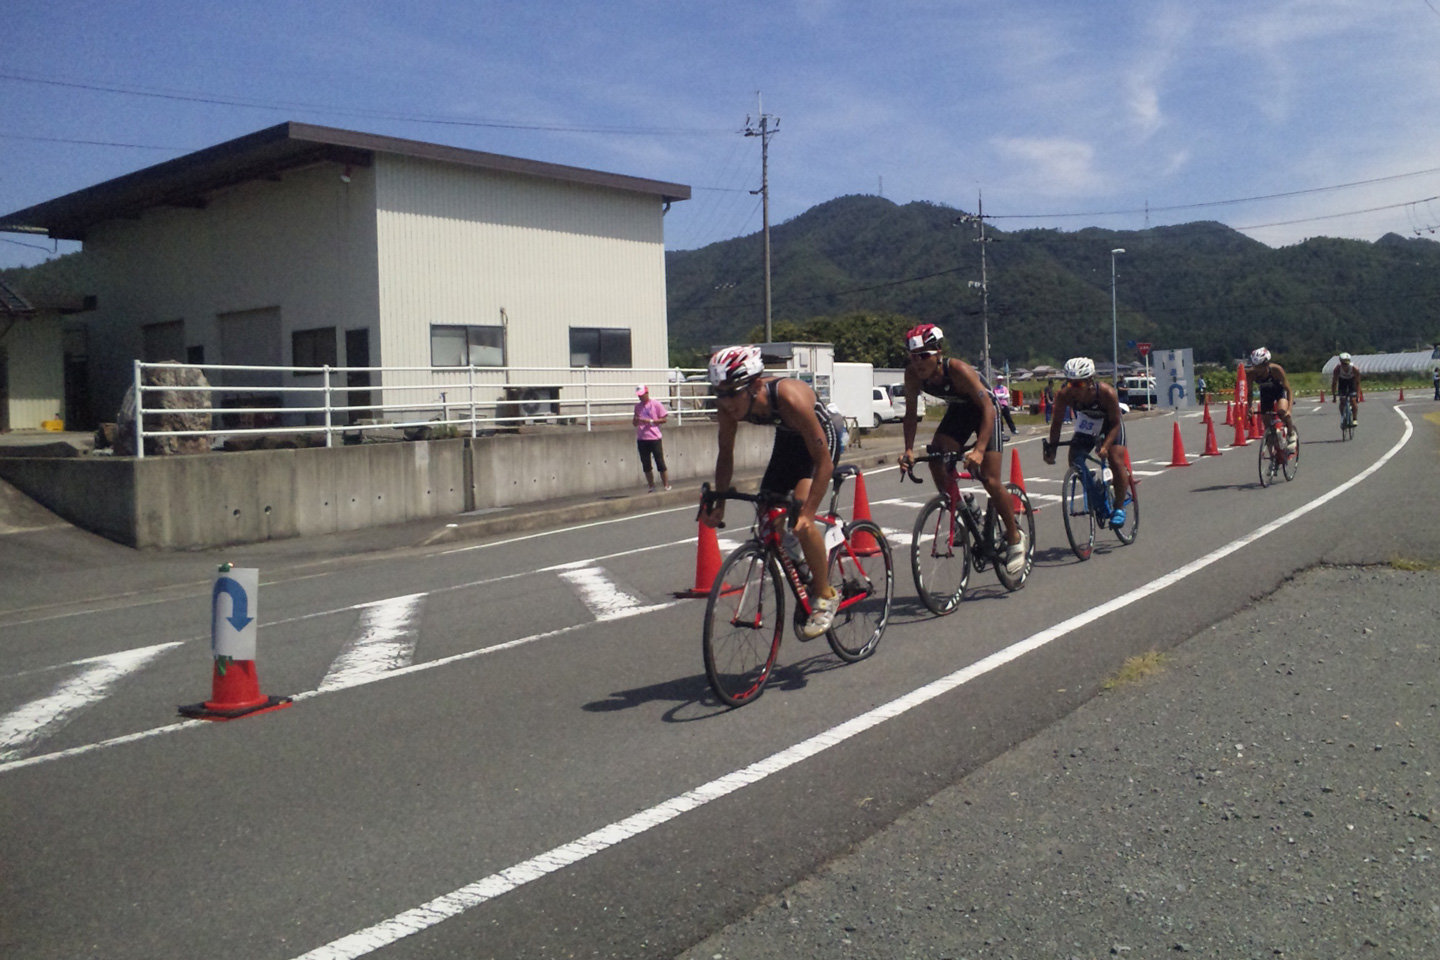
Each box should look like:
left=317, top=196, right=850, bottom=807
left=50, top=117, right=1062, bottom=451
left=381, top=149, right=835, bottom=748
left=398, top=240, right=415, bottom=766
left=559, top=567, right=670, bottom=622
left=318, top=594, right=426, bottom=692
left=0, top=642, right=182, bottom=761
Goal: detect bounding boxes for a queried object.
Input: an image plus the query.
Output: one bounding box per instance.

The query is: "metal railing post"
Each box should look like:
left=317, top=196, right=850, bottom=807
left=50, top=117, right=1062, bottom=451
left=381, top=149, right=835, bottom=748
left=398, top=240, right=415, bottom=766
left=584, top=367, right=592, bottom=431
left=468, top=365, right=477, bottom=437
left=133, top=359, right=146, bottom=460
left=323, top=365, right=334, bottom=447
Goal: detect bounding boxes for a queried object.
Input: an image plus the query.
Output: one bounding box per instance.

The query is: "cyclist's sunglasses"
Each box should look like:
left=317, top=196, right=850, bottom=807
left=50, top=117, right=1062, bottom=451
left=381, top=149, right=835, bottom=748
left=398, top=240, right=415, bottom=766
left=711, top=384, right=746, bottom=399
left=908, top=350, right=939, bottom=362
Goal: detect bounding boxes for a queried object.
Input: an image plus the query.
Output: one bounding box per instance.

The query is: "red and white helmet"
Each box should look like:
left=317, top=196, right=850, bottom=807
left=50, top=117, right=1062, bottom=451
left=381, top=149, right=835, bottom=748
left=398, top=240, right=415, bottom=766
left=708, top=345, right=765, bottom=387
left=905, top=323, right=944, bottom=353
left=1249, top=347, right=1272, bottom=366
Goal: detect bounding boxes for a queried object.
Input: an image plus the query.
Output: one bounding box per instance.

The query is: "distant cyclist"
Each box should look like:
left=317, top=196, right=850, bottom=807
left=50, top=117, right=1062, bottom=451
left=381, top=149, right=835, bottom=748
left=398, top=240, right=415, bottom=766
left=1247, top=347, right=1297, bottom=449
left=701, top=345, right=841, bottom=639
left=898, top=323, right=1026, bottom=576
left=1331, top=352, right=1361, bottom=424
left=1043, top=357, right=1133, bottom=529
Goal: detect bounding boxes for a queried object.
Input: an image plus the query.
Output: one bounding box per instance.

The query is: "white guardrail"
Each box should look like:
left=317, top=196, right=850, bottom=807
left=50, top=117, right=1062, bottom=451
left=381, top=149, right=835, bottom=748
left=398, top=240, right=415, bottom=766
left=131, top=360, right=716, bottom=458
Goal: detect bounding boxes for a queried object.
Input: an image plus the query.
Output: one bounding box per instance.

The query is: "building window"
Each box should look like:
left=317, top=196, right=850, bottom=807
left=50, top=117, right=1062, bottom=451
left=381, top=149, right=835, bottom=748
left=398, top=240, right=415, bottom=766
left=292, top=327, right=338, bottom=369
left=569, top=327, right=632, bottom=368
left=430, top=325, right=505, bottom=367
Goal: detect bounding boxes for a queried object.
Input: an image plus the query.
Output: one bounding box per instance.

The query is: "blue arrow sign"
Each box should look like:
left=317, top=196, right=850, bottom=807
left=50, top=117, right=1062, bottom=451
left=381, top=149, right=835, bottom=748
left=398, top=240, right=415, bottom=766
left=213, top=576, right=253, bottom=631
left=1169, top=382, right=1187, bottom=404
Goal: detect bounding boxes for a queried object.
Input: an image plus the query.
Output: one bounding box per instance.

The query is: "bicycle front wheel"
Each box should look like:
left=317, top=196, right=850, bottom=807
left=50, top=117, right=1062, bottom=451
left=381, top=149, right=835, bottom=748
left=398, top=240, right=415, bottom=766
left=993, top=483, right=1036, bottom=591
left=1061, top=469, right=1096, bottom=561
left=1257, top=434, right=1277, bottom=488
left=702, top=544, right=785, bottom=707
left=825, top=520, right=893, bottom=663
left=910, top=496, right=970, bottom=615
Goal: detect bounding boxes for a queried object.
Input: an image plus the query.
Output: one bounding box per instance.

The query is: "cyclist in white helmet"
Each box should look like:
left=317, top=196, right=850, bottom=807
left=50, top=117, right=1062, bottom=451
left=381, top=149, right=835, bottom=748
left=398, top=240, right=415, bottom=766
left=1044, top=357, right=1133, bottom=529
left=1330, top=352, right=1361, bottom=424
left=1247, top=347, right=1297, bottom=449
left=702, top=344, right=843, bottom=639
left=899, top=323, right=1026, bottom=577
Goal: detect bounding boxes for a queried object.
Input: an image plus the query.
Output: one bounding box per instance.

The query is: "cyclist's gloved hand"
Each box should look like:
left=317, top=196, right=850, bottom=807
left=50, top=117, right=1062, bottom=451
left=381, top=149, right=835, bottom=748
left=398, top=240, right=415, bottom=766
left=1042, top=440, right=1056, bottom=465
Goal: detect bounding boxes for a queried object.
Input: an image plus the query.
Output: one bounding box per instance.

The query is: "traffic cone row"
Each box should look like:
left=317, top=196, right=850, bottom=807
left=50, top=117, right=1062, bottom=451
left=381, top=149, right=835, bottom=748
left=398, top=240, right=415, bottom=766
left=1201, top=416, right=1223, bottom=456
left=1231, top=408, right=1250, bottom=446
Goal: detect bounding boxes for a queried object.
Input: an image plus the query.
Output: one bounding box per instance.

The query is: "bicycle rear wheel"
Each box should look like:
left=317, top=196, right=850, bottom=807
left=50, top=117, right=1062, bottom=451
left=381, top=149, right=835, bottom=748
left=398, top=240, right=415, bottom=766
left=993, top=483, right=1036, bottom=591
left=1340, top=399, right=1354, bottom=441
left=702, top=544, right=785, bottom=707
left=1282, top=428, right=1299, bottom=481
left=910, top=496, right=970, bottom=615
left=1113, top=482, right=1139, bottom=545
left=1061, top=469, right=1096, bottom=561
left=825, top=520, right=893, bottom=662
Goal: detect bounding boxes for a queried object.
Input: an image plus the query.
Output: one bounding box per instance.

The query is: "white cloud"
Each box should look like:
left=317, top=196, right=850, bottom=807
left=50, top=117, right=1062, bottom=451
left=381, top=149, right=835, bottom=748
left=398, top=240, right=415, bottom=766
left=989, top=136, right=1102, bottom=194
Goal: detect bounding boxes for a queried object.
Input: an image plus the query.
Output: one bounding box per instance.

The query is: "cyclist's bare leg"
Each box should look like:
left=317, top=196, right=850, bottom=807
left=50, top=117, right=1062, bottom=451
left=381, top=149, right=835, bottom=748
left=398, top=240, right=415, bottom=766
left=1276, top=397, right=1296, bottom=437
left=790, top=478, right=836, bottom=601
left=1107, top=445, right=1131, bottom=506
left=925, top=431, right=962, bottom=496
left=978, top=449, right=1020, bottom=544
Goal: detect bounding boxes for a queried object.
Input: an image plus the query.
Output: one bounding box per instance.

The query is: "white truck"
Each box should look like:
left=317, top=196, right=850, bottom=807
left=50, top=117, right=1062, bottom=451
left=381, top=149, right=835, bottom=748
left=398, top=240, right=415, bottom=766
left=830, top=362, right=884, bottom=428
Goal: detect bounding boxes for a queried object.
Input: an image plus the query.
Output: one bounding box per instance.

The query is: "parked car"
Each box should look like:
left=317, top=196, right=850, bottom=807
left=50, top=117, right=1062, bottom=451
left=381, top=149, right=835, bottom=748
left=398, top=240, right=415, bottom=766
left=1120, top=375, right=1158, bottom=408
left=872, top=386, right=900, bottom=425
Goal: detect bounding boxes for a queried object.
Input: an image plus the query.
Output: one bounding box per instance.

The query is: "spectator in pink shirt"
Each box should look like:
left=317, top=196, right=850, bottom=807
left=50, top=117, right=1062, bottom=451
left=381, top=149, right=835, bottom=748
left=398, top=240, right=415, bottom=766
left=633, top=385, right=671, bottom=492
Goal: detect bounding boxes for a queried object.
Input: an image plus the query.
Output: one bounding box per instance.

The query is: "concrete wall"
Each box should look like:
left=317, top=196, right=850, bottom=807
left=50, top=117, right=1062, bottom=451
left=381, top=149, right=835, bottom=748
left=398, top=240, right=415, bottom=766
left=0, top=422, right=773, bottom=549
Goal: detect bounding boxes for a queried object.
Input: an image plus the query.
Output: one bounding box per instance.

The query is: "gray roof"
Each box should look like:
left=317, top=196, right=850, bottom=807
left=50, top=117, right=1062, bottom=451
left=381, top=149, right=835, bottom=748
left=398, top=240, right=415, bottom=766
left=0, top=122, right=692, bottom=241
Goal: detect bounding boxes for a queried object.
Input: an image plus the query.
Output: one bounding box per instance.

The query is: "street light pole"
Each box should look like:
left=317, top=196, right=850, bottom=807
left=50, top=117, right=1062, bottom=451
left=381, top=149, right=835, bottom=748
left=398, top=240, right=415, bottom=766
left=1110, top=248, right=1125, bottom=388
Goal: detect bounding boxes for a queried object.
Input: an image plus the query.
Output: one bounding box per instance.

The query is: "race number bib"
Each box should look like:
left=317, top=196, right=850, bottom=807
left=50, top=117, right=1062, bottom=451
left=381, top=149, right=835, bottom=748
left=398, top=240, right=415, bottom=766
left=823, top=519, right=845, bottom=553
left=1074, top=412, right=1103, bottom=437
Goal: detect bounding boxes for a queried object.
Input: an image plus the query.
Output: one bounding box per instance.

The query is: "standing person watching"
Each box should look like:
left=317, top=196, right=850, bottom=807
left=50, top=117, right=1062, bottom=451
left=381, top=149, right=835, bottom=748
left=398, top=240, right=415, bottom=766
left=993, top=374, right=1019, bottom=437
left=633, top=385, right=670, bottom=493
left=1331, top=353, right=1361, bottom=425
left=701, top=346, right=841, bottom=639
left=1044, top=357, right=1133, bottom=529
left=1432, top=366, right=1439, bottom=401
left=898, top=324, right=1026, bottom=576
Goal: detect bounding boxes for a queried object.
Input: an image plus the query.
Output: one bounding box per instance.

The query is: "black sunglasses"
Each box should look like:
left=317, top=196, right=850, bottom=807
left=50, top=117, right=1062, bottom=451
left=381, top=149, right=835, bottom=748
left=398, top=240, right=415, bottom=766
left=712, top=385, right=745, bottom=399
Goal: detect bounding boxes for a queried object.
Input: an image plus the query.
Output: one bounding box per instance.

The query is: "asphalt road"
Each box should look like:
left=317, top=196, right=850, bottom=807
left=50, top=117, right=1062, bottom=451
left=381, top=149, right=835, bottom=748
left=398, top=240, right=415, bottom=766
left=1, top=395, right=1436, bottom=960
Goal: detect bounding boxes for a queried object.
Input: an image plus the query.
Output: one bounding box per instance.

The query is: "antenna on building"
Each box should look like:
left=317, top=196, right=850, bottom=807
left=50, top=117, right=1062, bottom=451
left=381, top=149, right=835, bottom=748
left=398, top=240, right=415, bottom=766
left=745, top=93, right=779, bottom=343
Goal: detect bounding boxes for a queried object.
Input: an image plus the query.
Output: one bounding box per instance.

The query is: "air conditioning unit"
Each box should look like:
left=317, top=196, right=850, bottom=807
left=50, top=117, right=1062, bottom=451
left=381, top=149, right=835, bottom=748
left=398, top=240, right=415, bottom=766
left=501, top=386, right=561, bottom=424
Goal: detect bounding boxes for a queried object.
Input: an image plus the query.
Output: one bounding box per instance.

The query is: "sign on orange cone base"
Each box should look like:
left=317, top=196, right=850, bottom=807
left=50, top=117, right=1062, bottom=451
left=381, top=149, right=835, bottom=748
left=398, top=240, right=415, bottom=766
left=849, top=470, right=881, bottom=555
left=1201, top=417, right=1222, bottom=456
left=676, top=521, right=724, bottom=598
left=1168, top=421, right=1191, bottom=466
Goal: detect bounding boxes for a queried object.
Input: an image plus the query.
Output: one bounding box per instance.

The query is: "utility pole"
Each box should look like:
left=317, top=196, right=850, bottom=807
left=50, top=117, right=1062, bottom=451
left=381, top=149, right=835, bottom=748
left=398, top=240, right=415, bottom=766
left=745, top=94, right=779, bottom=343
left=955, top=191, right=995, bottom=384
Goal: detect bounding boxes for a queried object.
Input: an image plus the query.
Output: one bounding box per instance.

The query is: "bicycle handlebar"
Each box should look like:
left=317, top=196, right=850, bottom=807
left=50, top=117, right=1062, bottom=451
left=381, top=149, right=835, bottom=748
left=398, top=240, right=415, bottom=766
left=696, top=482, right=800, bottom=527
left=898, top=448, right=972, bottom=484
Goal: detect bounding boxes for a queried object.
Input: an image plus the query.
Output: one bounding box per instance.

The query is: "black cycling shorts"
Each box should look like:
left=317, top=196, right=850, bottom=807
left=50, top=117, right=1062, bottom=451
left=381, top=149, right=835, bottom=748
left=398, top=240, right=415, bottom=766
left=935, top=402, right=1003, bottom=454
left=1257, top=382, right=1287, bottom=413
left=759, top=421, right=840, bottom=496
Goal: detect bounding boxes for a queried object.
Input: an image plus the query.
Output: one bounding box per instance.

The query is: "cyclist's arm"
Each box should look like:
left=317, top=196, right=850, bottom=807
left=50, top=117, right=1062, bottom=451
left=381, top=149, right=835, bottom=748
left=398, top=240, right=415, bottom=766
left=1096, top=384, right=1125, bottom=456
left=901, top=369, right=922, bottom=465
left=1044, top=386, right=1071, bottom=462
left=711, top=412, right=737, bottom=507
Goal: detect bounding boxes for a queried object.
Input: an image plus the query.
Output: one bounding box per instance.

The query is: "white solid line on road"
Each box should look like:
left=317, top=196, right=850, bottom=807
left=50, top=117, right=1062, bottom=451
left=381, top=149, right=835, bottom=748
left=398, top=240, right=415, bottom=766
left=317, top=594, right=426, bottom=693
left=290, top=412, right=1415, bottom=960
left=0, top=642, right=183, bottom=761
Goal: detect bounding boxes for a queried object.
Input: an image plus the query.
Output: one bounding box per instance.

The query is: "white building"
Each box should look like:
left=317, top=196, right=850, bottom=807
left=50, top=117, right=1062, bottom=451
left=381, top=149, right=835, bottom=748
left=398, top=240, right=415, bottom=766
left=0, top=122, right=690, bottom=424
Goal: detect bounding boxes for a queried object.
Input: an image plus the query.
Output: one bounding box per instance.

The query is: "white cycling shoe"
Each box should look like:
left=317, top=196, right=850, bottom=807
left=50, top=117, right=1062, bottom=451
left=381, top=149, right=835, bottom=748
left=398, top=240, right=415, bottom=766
left=801, top=592, right=840, bottom=639
left=1004, top=529, right=1028, bottom=577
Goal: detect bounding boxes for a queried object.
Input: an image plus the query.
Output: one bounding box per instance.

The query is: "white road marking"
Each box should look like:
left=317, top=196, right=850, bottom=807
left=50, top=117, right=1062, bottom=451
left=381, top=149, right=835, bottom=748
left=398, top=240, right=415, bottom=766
left=289, top=409, right=1416, bottom=960
left=558, top=567, right=669, bottom=622
left=0, top=642, right=183, bottom=761
left=317, top=594, right=426, bottom=692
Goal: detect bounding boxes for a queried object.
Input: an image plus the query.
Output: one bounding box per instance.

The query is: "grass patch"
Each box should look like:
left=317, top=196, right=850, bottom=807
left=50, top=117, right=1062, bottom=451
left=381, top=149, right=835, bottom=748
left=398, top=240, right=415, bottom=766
left=1390, top=557, right=1440, bottom=572
left=1102, top=650, right=1170, bottom=690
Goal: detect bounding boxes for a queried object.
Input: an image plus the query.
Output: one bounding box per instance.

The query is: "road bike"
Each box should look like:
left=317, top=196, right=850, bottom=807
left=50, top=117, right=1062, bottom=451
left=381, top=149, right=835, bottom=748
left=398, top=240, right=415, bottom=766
left=1338, top=392, right=1357, bottom=442
left=697, top=466, right=893, bottom=707
left=1043, top=438, right=1139, bottom=561
left=901, top=448, right=1036, bottom=616
left=1257, top=408, right=1299, bottom=487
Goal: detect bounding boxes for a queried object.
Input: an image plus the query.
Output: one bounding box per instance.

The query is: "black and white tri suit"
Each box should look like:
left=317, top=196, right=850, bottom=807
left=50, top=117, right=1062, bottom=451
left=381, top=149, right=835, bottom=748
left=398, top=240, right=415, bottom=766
left=1333, top=365, right=1359, bottom=397
left=1067, top=383, right=1126, bottom=464
left=920, top=359, right=1003, bottom=454
left=745, top=378, right=841, bottom=496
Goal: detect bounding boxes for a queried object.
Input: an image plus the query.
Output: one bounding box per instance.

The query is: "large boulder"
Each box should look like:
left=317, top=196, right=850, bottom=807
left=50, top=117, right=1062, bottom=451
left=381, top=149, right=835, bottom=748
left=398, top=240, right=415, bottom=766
left=114, top=362, right=213, bottom=456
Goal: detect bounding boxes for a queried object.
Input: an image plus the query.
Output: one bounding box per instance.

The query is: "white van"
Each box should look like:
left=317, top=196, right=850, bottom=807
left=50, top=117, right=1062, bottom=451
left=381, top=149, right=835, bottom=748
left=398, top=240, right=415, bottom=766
left=1120, top=376, right=1158, bottom=408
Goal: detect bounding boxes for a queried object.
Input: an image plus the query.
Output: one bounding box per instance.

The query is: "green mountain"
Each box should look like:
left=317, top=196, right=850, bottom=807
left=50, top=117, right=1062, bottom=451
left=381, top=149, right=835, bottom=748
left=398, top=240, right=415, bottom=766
left=666, top=195, right=1440, bottom=371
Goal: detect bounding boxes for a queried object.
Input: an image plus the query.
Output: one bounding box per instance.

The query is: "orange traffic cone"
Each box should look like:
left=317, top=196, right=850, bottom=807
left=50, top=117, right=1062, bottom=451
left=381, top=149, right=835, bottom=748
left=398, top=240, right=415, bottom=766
left=1318, top=389, right=1325, bottom=403
left=1201, top=416, right=1222, bottom=456
left=1399, top=386, right=1406, bottom=401
left=1202, top=397, right=1212, bottom=423
left=179, top=658, right=291, bottom=721
left=849, top=470, right=881, bottom=555
left=676, top=521, right=725, bottom=598
left=1168, top=421, right=1191, bottom=466
left=1231, top=410, right=1250, bottom=447
left=1223, top=401, right=1233, bottom=426
left=1007, top=446, right=1036, bottom=516
left=1252, top=412, right=1264, bottom=438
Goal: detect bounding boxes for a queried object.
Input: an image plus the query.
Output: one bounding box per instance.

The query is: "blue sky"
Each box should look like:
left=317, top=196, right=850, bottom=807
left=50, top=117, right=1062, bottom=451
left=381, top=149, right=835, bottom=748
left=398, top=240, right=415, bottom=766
left=4, top=0, right=1440, bottom=270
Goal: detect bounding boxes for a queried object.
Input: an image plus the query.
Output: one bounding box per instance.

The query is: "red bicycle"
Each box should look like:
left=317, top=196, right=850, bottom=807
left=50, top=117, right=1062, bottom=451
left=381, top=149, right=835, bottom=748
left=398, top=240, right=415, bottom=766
left=697, top=466, right=893, bottom=707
